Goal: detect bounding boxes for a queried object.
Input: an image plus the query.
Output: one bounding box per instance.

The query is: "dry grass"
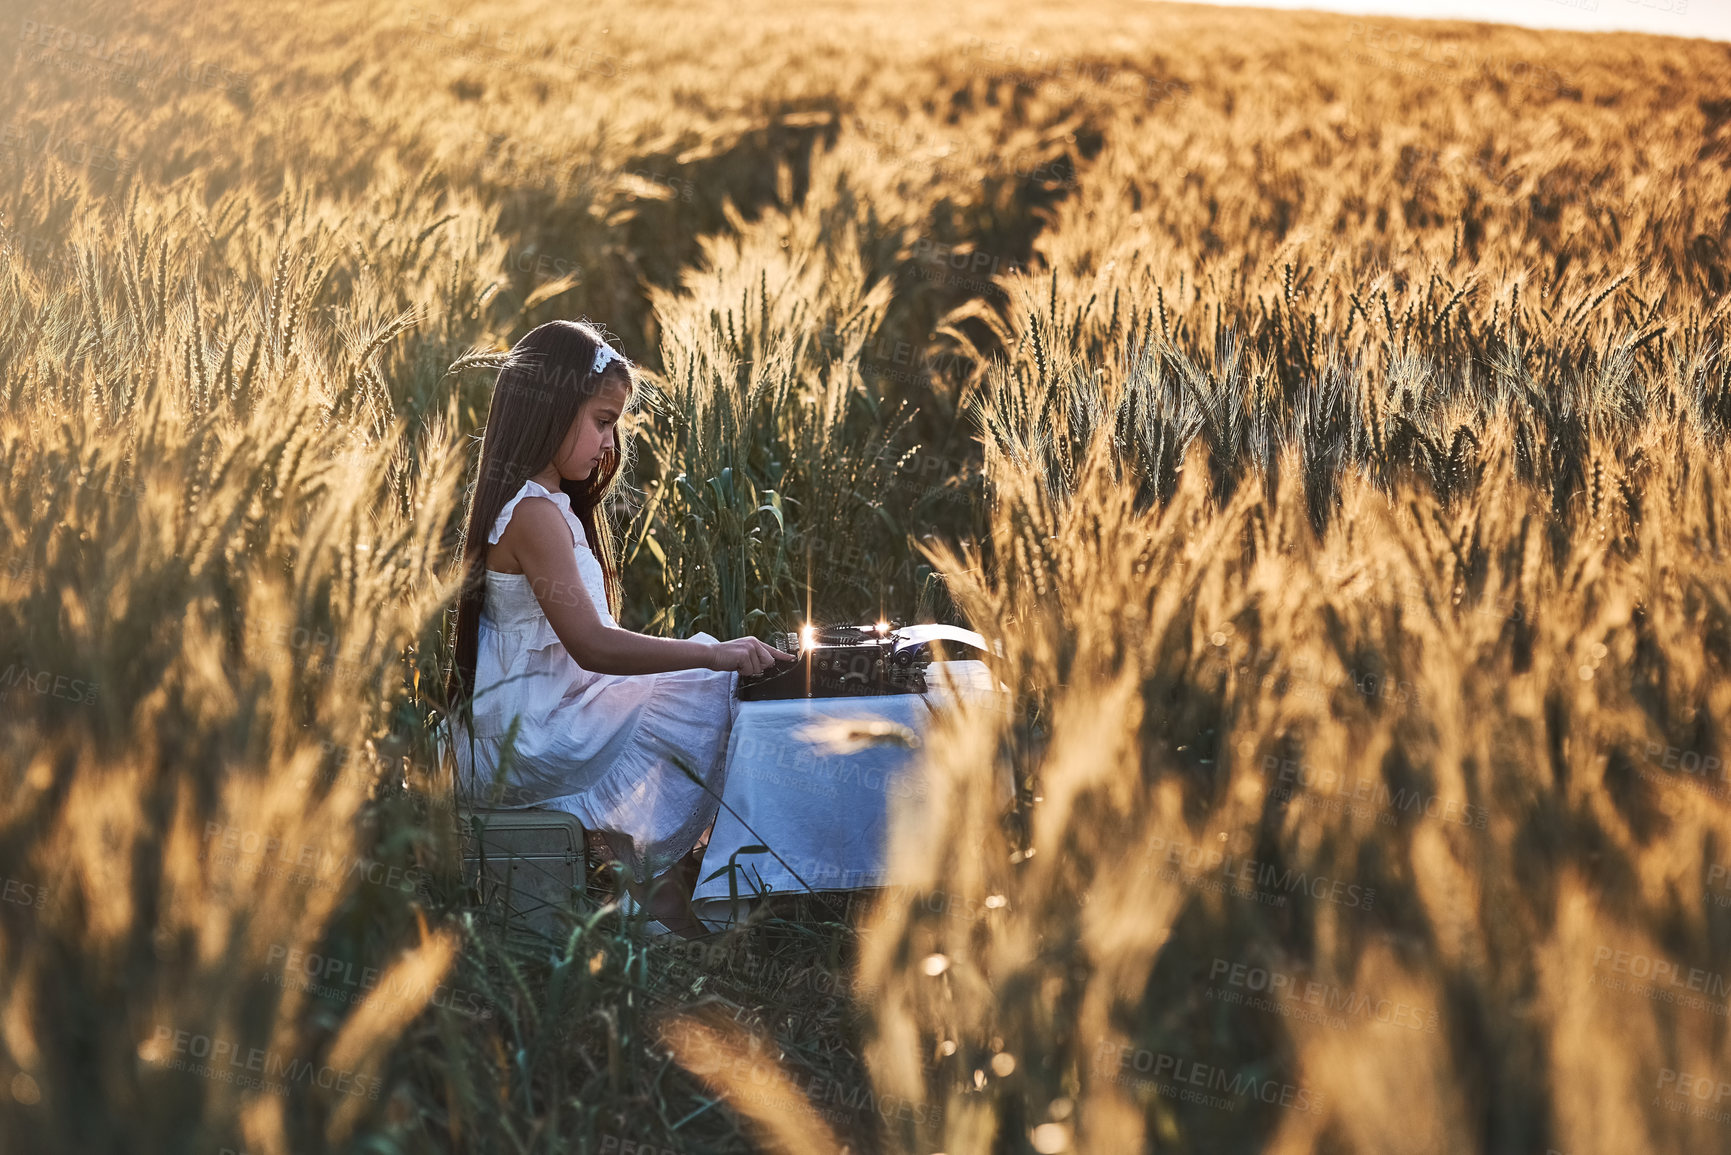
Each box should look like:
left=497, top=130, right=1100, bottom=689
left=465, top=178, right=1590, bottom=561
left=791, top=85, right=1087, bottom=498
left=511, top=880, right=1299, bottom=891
left=1, top=0, right=1728, bottom=1151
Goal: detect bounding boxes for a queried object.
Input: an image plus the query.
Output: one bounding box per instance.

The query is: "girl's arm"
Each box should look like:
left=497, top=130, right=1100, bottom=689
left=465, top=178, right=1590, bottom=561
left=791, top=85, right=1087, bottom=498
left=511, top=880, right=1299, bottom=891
left=502, top=497, right=717, bottom=676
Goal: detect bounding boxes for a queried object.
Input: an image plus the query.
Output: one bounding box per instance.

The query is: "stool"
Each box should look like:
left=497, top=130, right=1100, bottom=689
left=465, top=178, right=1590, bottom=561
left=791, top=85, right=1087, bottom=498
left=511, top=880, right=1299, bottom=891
left=459, top=806, right=614, bottom=937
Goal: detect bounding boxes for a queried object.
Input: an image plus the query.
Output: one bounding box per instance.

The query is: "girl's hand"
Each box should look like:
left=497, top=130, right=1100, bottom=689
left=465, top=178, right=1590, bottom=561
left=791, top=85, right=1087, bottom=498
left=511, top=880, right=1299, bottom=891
left=708, top=636, right=798, bottom=676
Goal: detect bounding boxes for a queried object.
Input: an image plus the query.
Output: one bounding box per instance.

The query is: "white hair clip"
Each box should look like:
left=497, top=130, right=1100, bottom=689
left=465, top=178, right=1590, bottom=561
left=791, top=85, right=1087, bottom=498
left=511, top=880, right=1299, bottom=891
left=591, top=341, right=626, bottom=377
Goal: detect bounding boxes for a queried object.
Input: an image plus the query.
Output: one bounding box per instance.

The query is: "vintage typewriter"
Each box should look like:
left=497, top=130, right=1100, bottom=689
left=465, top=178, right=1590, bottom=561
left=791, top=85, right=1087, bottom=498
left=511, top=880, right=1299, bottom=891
left=738, top=619, right=992, bottom=701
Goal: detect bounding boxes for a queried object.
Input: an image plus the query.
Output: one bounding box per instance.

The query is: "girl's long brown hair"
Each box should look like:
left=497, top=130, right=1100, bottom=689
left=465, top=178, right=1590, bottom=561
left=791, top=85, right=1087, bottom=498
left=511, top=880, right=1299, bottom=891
left=445, top=319, right=638, bottom=717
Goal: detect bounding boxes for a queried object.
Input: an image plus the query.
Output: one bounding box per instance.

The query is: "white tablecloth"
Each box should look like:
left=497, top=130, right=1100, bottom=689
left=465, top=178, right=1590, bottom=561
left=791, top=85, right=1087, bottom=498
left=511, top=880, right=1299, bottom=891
left=690, top=660, right=1012, bottom=929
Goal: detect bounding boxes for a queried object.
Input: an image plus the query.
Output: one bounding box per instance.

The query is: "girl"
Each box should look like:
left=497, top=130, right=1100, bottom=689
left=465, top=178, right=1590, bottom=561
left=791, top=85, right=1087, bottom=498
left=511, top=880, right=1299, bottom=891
left=443, top=319, right=794, bottom=937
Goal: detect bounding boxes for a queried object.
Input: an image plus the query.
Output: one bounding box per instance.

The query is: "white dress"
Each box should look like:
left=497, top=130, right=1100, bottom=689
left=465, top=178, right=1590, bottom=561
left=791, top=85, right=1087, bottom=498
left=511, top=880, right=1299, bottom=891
left=445, top=478, right=740, bottom=883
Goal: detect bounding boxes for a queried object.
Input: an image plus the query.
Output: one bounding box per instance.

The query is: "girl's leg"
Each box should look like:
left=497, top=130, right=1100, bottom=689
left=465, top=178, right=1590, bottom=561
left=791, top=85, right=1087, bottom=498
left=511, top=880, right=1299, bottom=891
left=598, top=825, right=713, bottom=939
left=638, top=842, right=707, bottom=938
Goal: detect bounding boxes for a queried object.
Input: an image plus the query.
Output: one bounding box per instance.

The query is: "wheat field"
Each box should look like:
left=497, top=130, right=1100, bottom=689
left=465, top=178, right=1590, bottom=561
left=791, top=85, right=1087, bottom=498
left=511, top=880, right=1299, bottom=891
left=1, top=0, right=1729, bottom=1151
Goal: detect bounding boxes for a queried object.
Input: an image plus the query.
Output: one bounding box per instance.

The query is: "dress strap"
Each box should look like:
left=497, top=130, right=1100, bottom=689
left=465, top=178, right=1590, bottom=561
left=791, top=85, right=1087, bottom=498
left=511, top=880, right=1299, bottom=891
left=488, top=478, right=588, bottom=548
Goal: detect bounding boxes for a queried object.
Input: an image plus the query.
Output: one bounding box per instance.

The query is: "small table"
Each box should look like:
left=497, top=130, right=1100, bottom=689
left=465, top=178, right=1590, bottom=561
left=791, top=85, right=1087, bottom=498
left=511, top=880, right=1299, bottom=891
left=690, top=659, right=1012, bottom=929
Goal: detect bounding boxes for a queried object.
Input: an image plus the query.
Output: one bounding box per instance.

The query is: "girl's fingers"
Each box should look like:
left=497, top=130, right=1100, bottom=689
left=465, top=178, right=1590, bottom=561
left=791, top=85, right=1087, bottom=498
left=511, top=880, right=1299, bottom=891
left=732, top=638, right=797, bottom=674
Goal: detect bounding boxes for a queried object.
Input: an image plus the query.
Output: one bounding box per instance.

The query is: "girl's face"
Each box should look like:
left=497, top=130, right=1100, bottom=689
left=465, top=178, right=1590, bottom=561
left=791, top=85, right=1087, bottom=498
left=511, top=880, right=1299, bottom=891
left=550, top=375, right=631, bottom=481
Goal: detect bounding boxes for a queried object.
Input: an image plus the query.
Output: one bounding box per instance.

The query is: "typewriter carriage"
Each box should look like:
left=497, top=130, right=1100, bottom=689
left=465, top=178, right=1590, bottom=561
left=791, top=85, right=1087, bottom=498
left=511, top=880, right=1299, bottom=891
left=738, top=618, right=988, bottom=700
